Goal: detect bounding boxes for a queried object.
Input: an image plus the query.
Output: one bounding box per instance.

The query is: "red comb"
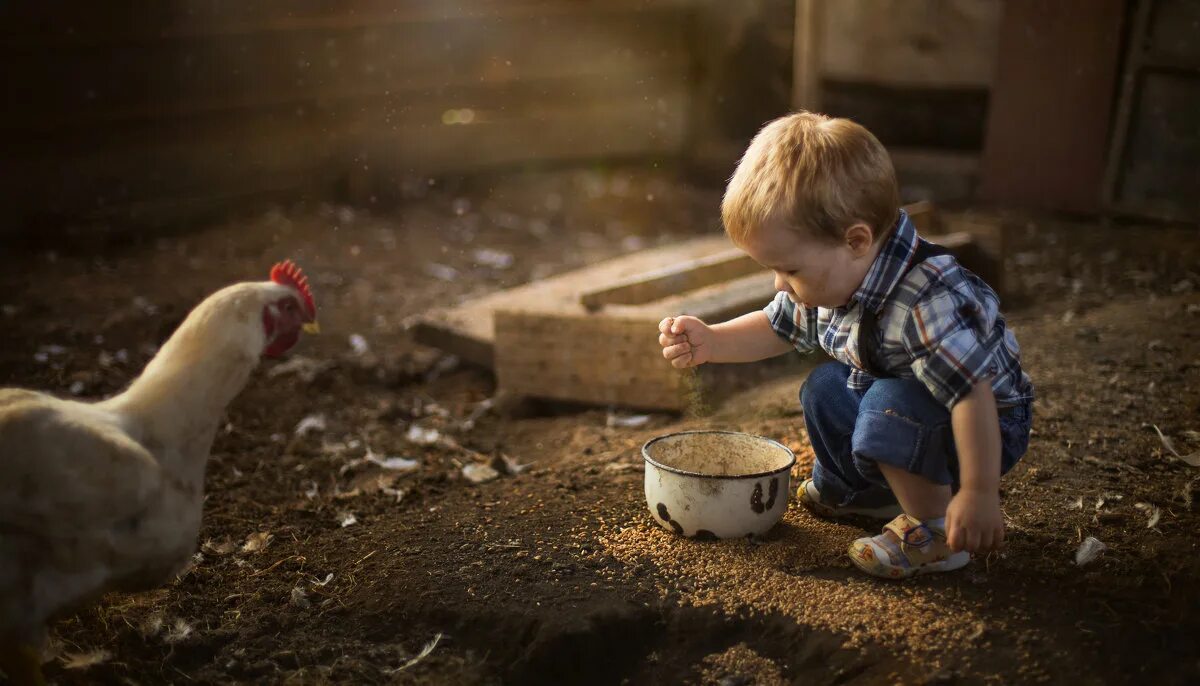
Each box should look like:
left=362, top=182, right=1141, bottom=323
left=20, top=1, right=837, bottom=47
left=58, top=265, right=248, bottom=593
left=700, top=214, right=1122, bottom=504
left=270, top=260, right=316, bottom=318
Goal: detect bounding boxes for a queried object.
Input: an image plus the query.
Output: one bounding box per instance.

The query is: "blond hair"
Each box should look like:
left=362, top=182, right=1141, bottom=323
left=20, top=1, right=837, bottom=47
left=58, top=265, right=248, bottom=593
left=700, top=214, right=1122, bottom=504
left=721, top=111, right=899, bottom=245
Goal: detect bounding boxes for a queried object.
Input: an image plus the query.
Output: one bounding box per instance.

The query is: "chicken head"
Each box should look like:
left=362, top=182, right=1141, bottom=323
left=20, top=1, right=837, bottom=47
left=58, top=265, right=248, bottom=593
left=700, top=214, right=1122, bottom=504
left=263, top=260, right=319, bottom=358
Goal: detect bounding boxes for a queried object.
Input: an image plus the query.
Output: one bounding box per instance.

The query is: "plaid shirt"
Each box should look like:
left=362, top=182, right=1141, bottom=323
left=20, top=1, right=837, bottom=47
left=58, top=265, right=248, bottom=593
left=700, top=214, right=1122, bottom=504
left=764, top=209, right=1034, bottom=409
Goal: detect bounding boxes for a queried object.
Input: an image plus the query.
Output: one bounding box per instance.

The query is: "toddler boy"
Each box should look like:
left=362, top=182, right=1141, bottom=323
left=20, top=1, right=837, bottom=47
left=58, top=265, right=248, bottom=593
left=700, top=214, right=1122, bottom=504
left=657, top=112, right=1034, bottom=578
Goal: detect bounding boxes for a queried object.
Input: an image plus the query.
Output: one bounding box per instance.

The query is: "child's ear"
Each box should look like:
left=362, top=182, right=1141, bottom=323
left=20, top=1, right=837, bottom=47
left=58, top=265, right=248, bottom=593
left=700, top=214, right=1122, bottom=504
left=844, top=223, right=874, bottom=256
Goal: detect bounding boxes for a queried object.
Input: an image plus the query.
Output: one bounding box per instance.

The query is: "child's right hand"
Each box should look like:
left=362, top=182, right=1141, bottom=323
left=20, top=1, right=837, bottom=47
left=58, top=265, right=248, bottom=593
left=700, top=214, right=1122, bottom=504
left=658, top=315, right=713, bottom=368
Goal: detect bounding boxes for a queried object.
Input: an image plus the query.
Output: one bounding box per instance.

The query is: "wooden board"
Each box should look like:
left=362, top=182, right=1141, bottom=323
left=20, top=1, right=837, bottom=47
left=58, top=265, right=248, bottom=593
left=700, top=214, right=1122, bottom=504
left=494, top=311, right=695, bottom=411
left=412, top=234, right=743, bottom=368
left=492, top=269, right=784, bottom=410
left=580, top=249, right=758, bottom=310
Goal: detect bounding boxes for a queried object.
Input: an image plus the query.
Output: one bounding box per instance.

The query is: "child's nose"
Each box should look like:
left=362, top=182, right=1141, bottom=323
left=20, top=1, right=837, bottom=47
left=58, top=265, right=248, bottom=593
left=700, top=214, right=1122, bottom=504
left=774, top=272, right=794, bottom=294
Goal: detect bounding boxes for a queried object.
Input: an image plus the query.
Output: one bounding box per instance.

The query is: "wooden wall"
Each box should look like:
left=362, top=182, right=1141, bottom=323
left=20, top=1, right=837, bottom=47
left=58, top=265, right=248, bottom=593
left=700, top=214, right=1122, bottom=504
left=804, top=0, right=1002, bottom=149
left=7, top=1, right=1168, bottom=232
left=0, top=1, right=693, bottom=233
left=978, top=0, right=1127, bottom=214
left=684, top=0, right=796, bottom=176
left=1104, top=0, right=1200, bottom=222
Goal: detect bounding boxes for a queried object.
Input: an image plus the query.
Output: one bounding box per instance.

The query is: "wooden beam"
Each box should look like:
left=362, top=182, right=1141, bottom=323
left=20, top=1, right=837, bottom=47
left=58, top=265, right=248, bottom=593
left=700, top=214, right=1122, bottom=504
left=412, top=235, right=736, bottom=367
left=660, top=272, right=778, bottom=324
left=580, top=249, right=760, bottom=310
left=494, top=310, right=695, bottom=411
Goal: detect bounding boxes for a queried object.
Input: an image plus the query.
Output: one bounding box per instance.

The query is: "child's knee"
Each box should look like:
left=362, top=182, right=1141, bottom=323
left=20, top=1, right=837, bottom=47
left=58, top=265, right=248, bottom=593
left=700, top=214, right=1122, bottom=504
left=858, top=377, right=942, bottom=417
left=799, top=362, right=849, bottom=411
left=851, top=404, right=954, bottom=485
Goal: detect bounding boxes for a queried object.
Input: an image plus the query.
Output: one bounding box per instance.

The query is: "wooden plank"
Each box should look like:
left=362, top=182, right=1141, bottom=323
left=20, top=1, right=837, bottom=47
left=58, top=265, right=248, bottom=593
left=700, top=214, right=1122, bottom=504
left=593, top=272, right=777, bottom=326
left=580, top=249, right=759, bottom=310
left=412, top=235, right=736, bottom=367
left=645, top=272, right=778, bottom=324
left=494, top=310, right=693, bottom=411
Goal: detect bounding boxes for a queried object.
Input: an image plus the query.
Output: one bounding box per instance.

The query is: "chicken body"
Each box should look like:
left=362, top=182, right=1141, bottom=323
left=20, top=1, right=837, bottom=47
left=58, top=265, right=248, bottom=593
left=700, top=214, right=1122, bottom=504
left=0, top=276, right=315, bottom=663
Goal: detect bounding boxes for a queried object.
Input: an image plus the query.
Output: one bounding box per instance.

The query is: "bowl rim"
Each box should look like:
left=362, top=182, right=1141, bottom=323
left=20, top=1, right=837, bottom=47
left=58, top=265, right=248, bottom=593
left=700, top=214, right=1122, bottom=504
left=641, top=430, right=796, bottom=481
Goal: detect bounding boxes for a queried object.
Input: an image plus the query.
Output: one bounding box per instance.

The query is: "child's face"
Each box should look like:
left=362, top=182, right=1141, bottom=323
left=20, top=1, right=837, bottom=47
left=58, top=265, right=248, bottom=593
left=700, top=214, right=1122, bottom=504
left=739, top=217, right=878, bottom=308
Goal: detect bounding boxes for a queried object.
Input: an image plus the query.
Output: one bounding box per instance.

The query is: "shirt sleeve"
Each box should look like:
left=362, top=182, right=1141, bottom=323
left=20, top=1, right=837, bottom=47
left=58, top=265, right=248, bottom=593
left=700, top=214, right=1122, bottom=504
left=763, top=291, right=819, bottom=353
left=902, top=281, right=998, bottom=408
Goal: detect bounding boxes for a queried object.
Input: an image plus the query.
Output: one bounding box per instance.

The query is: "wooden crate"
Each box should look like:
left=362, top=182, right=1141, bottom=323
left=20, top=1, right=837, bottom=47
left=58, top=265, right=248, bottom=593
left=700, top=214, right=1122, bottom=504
left=413, top=203, right=1005, bottom=410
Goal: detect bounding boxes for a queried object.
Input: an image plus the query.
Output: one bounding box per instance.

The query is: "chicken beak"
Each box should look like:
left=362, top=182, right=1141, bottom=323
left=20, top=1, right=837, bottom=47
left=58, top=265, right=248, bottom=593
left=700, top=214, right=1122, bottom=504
left=303, top=321, right=321, bottom=335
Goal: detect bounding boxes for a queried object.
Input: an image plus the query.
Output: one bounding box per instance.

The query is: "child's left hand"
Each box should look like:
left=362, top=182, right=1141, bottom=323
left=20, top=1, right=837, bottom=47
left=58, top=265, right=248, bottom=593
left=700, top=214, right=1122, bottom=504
left=945, top=487, right=1005, bottom=553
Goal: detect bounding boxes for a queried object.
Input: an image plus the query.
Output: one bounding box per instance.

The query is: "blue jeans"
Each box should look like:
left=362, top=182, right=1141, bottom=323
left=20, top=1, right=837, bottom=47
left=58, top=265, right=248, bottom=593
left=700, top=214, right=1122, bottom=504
left=800, top=362, right=1032, bottom=508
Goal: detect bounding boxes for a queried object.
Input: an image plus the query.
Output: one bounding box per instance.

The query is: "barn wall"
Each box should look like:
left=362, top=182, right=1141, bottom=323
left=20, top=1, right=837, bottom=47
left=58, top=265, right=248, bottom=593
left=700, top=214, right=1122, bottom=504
left=978, top=0, right=1127, bottom=214
left=0, top=1, right=694, bottom=233
left=1104, top=0, right=1200, bottom=222
left=810, top=0, right=1002, bottom=152
left=686, top=0, right=1005, bottom=200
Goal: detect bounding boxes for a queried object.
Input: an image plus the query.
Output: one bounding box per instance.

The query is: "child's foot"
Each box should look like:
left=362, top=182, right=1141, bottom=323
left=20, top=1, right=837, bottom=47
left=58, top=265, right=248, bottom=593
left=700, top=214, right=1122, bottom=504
left=848, top=514, right=969, bottom=579
left=796, top=478, right=903, bottom=521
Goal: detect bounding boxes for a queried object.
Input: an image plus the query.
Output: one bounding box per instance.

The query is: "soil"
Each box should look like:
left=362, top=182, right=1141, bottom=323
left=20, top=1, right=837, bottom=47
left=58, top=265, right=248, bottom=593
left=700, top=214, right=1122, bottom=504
left=1, top=167, right=1198, bottom=685
left=645, top=431, right=794, bottom=476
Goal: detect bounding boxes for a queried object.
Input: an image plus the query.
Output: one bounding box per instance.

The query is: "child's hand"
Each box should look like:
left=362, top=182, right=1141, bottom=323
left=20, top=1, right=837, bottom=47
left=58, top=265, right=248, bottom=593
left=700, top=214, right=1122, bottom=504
left=945, top=487, right=1005, bottom=554
left=658, top=316, right=713, bottom=368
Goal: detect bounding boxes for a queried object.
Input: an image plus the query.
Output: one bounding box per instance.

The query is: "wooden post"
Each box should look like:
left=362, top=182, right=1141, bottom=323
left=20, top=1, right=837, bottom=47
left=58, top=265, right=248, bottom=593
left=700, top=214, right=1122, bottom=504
left=792, top=0, right=823, bottom=112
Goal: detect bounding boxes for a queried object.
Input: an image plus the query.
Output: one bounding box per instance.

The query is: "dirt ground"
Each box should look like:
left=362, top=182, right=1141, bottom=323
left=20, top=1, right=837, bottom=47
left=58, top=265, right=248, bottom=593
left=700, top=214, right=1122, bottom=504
left=2, top=168, right=1199, bottom=685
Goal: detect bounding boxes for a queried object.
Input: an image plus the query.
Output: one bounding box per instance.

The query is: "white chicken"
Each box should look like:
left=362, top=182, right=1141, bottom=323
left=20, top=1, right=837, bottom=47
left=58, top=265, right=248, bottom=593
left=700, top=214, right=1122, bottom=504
left=0, top=260, right=319, bottom=685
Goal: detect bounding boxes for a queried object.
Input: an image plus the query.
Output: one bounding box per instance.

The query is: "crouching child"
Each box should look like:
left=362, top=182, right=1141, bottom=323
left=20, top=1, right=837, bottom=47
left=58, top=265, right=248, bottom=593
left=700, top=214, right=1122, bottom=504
left=656, top=112, right=1034, bottom=578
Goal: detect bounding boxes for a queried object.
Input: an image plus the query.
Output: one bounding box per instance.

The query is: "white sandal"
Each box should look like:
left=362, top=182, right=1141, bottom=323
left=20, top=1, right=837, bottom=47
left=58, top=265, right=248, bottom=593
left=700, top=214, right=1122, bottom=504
left=849, top=514, right=970, bottom=579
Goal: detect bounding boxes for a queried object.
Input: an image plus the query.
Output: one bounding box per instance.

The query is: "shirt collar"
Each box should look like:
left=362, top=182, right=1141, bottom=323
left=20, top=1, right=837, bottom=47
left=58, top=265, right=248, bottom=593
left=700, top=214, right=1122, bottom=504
left=848, top=209, right=918, bottom=314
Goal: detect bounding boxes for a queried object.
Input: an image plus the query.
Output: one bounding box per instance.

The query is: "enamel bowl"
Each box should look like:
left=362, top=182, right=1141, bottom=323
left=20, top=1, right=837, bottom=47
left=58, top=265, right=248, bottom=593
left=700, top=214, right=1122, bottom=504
left=642, top=430, right=795, bottom=539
